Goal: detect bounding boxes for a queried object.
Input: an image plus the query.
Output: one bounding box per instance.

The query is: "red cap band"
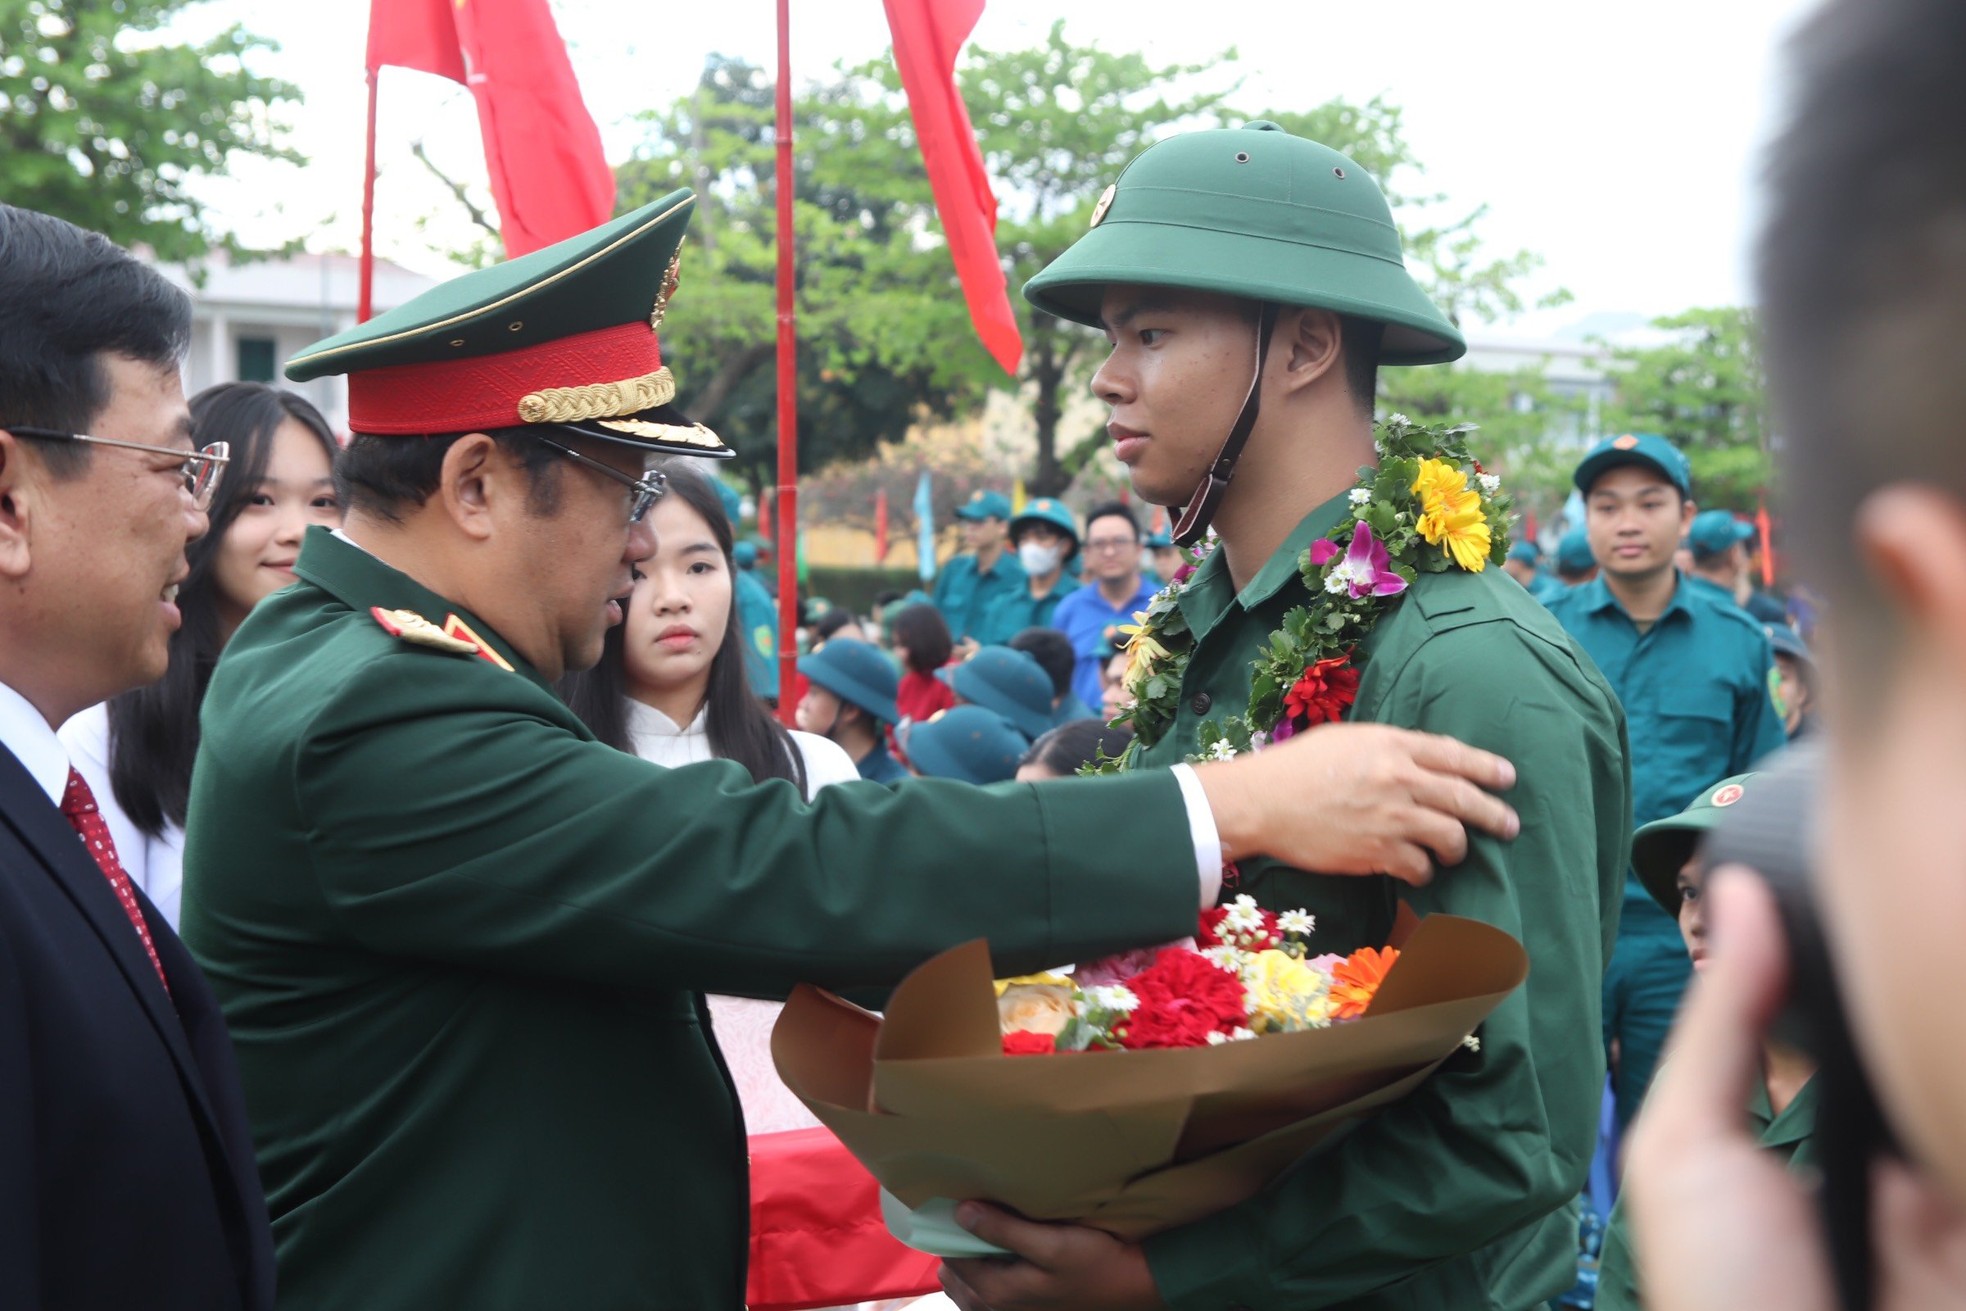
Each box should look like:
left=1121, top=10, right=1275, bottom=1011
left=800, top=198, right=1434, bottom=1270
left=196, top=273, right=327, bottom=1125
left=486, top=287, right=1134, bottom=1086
left=347, top=322, right=662, bottom=436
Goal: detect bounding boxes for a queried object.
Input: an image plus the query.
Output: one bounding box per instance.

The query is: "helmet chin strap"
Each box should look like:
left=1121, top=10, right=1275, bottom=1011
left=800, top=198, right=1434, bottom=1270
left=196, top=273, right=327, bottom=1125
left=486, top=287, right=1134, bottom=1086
left=1171, top=301, right=1280, bottom=547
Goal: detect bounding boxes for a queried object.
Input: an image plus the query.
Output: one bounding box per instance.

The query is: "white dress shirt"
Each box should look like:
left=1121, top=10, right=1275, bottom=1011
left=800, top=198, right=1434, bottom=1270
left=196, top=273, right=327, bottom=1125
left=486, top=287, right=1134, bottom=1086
left=59, top=703, right=186, bottom=929
left=0, top=678, right=67, bottom=806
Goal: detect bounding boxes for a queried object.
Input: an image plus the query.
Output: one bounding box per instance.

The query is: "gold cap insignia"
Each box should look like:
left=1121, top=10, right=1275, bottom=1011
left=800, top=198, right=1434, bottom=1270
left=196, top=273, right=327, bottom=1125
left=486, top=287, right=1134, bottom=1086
left=651, top=248, right=684, bottom=331
left=371, top=607, right=478, bottom=654
left=1089, top=183, right=1117, bottom=229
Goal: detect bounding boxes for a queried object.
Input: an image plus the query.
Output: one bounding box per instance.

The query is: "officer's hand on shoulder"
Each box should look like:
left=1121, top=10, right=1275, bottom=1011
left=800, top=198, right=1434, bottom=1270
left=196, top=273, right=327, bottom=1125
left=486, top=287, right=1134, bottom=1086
left=1195, top=724, right=1518, bottom=883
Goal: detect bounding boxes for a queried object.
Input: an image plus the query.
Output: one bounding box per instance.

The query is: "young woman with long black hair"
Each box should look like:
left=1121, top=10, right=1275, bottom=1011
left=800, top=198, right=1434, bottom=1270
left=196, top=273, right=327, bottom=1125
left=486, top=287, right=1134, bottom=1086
left=59, top=382, right=341, bottom=927
left=559, top=460, right=855, bottom=1131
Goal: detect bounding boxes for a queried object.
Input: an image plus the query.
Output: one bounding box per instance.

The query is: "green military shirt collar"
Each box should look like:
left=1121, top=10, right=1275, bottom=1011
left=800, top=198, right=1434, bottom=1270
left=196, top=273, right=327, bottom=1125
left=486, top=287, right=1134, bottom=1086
left=1178, top=490, right=1354, bottom=639
left=294, top=526, right=551, bottom=695
left=1748, top=1071, right=1820, bottom=1152
left=1570, top=570, right=1698, bottom=627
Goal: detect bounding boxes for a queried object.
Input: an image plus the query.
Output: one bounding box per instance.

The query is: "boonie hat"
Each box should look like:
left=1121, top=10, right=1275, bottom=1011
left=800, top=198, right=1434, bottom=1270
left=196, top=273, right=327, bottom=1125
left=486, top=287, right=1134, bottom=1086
left=797, top=638, right=900, bottom=726
left=940, top=646, right=1056, bottom=741
left=1573, top=433, right=1691, bottom=497
left=898, top=706, right=1026, bottom=784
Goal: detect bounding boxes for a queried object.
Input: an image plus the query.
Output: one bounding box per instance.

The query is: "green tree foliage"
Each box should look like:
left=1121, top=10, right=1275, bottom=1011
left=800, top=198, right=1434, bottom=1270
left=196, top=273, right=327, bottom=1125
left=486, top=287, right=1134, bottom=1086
left=1599, top=307, right=1769, bottom=511
left=0, top=0, right=300, bottom=261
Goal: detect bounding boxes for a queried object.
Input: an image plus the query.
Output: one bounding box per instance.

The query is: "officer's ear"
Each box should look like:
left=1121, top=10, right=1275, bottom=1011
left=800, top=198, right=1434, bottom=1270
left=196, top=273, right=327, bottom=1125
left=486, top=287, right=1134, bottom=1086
left=1275, top=306, right=1343, bottom=399
left=0, top=430, right=36, bottom=581
left=438, top=433, right=501, bottom=542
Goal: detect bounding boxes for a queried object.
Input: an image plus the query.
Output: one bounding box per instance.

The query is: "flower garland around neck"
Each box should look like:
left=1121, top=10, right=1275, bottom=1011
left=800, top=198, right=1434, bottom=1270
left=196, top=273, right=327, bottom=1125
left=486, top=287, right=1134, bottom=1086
left=1093, top=416, right=1514, bottom=773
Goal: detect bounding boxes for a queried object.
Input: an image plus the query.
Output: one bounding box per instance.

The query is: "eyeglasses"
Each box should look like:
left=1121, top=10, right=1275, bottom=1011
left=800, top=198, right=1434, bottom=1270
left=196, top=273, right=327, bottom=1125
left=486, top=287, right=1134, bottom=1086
left=5, top=425, right=230, bottom=510
left=1084, top=536, right=1140, bottom=553
left=529, top=432, right=668, bottom=524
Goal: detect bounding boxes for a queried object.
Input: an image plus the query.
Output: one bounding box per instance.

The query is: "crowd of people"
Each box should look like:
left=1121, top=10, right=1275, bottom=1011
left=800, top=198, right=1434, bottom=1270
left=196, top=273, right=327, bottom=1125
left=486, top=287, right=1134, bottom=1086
left=4, top=0, right=1965, bottom=1308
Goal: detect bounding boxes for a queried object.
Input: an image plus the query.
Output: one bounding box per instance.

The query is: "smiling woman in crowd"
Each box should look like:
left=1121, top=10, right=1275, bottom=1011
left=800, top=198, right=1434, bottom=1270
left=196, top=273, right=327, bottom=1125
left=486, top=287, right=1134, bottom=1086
left=60, top=381, right=341, bottom=928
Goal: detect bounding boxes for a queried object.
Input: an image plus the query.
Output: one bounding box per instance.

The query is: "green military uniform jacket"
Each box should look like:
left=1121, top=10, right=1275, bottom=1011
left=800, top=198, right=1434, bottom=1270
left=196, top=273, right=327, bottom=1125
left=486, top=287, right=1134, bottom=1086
left=932, top=549, right=1026, bottom=643
left=1594, top=1073, right=1819, bottom=1310
left=179, top=528, right=1203, bottom=1311
left=1135, top=494, right=1632, bottom=1311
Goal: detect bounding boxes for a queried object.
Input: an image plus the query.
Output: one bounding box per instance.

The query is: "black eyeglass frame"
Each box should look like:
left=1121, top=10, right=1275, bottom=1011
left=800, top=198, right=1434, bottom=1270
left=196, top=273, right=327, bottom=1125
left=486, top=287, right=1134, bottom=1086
left=528, top=432, right=668, bottom=524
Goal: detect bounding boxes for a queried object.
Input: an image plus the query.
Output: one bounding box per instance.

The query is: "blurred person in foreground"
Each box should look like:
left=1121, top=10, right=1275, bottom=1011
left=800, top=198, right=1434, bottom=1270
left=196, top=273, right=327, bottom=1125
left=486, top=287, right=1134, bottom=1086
left=1625, top=0, right=1966, bottom=1306
left=0, top=204, right=272, bottom=1310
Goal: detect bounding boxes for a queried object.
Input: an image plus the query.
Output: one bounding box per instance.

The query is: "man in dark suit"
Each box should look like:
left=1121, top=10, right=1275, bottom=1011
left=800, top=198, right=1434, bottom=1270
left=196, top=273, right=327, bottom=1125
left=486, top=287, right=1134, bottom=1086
left=0, top=204, right=274, bottom=1310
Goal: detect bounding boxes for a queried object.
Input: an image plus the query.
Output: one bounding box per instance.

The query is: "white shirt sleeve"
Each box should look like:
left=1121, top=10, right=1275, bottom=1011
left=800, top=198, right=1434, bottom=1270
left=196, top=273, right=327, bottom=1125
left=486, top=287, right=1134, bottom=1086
left=1169, top=762, right=1224, bottom=908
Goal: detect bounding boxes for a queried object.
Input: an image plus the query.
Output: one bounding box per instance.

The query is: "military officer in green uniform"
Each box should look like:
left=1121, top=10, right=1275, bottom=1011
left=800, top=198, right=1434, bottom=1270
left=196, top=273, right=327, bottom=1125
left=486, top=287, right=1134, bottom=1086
left=934, top=489, right=1026, bottom=645
left=1593, top=770, right=1818, bottom=1310
left=178, top=190, right=1524, bottom=1311
left=939, top=123, right=1631, bottom=1311
left=974, top=497, right=1081, bottom=644
left=1546, top=434, right=1786, bottom=1135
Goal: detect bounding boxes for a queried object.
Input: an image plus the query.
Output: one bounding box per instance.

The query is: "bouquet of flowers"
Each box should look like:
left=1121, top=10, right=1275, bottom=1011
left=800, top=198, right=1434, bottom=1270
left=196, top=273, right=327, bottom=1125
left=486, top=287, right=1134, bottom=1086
left=996, top=897, right=1403, bottom=1056
left=771, top=907, right=1525, bottom=1254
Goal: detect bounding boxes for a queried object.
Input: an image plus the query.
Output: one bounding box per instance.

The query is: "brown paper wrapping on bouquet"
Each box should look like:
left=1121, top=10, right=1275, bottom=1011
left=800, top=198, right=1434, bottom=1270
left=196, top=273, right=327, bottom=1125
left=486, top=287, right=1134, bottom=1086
left=770, top=912, right=1528, bottom=1240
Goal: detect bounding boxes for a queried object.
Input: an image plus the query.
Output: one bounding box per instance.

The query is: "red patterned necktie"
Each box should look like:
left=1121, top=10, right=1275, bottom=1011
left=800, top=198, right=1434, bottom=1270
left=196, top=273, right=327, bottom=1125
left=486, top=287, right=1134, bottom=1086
left=59, top=767, right=171, bottom=995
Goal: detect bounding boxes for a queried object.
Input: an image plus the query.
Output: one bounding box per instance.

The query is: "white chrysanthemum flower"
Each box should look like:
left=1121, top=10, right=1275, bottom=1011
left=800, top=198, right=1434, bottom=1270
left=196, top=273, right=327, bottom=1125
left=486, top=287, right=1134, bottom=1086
left=1348, top=488, right=1373, bottom=506
left=1249, top=731, right=1269, bottom=751
left=1205, top=1029, right=1232, bottom=1046
left=1207, top=739, right=1237, bottom=761
left=1200, top=945, right=1245, bottom=975
left=1478, top=473, right=1502, bottom=494
left=1222, top=895, right=1264, bottom=932
left=1085, top=985, right=1138, bottom=1014
left=1387, top=412, right=1411, bottom=427
left=1462, top=1034, right=1482, bottom=1053
left=1228, top=1026, right=1258, bottom=1042
left=1278, top=909, right=1316, bottom=937
left=1323, top=569, right=1351, bottom=595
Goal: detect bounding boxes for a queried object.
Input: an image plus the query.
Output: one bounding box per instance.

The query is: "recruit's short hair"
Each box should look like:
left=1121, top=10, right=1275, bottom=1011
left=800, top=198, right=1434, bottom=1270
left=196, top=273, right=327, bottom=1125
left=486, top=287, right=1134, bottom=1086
left=1008, top=627, right=1076, bottom=698
left=334, top=427, right=565, bottom=522
left=889, top=601, right=953, bottom=675
left=1761, top=0, right=1966, bottom=659
left=1338, top=314, right=1384, bottom=417
left=0, top=204, right=191, bottom=478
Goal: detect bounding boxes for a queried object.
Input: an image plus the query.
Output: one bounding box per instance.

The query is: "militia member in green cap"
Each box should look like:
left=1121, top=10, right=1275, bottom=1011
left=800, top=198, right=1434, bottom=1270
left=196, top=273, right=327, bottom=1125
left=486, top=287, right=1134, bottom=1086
left=1593, top=767, right=1819, bottom=1311
left=942, top=122, right=1631, bottom=1311
left=1683, top=507, right=1756, bottom=611
left=934, top=487, right=1026, bottom=645
left=1546, top=433, right=1786, bottom=1137
left=973, top=496, right=1081, bottom=644
left=178, top=189, right=1524, bottom=1311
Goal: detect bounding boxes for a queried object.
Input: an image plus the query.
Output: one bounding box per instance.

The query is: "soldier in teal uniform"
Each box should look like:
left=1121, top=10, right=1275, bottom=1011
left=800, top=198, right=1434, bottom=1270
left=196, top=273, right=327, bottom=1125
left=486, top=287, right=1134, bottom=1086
left=794, top=636, right=906, bottom=783
left=1593, top=771, right=1818, bottom=1311
left=940, top=122, right=1631, bottom=1311
left=1546, top=433, right=1786, bottom=1135
left=732, top=534, right=780, bottom=700
left=178, top=191, right=1525, bottom=1311
left=1682, top=508, right=1755, bottom=611
left=933, top=489, right=1025, bottom=644
left=974, top=497, right=1080, bottom=644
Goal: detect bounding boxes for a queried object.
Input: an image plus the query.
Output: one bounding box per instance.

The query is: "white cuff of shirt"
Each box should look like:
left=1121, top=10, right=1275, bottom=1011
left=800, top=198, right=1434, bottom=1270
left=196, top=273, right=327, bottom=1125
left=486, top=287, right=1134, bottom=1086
left=1170, top=763, right=1224, bottom=907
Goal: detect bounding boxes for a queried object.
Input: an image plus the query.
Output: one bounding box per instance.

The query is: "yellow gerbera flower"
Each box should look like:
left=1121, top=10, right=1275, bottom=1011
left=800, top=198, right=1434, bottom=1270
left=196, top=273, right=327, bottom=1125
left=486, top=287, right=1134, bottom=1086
left=1411, top=458, right=1491, bottom=573
left=1118, top=613, right=1171, bottom=694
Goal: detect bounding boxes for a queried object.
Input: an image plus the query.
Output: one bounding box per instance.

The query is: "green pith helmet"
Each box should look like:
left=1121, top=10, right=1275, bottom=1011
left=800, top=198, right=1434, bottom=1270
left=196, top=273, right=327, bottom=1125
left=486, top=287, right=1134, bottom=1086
left=1024, top=122, right=1464, bottom=364
left=1631, top=772, right=1758, bottom=916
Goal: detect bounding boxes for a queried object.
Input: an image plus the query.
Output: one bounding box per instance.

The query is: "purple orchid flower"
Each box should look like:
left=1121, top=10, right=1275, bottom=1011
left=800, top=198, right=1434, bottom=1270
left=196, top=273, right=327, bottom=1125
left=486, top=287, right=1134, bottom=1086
left=1309, top=537, right=1341, bottom=567
left=1330, top=522, right=1407, bottom=600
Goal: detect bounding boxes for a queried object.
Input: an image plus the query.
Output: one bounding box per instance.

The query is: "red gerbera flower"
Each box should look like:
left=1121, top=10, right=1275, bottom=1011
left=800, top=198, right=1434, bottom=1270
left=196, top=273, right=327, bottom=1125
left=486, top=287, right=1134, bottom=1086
left=1283, top=655, right=1360, bottom=728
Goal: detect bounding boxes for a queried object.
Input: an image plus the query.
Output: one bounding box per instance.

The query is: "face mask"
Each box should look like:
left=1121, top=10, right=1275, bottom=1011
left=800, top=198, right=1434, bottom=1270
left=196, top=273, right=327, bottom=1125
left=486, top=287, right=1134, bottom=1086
left=1018, top=541, right=1064, bottom=575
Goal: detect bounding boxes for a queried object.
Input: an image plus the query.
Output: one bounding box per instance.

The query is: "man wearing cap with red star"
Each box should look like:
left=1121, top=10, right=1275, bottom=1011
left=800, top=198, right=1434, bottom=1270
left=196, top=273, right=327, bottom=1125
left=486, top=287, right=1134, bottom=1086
left=177, top=189, right=1529, bottom=1311
left=936, top=123, right=1631, bottom=1311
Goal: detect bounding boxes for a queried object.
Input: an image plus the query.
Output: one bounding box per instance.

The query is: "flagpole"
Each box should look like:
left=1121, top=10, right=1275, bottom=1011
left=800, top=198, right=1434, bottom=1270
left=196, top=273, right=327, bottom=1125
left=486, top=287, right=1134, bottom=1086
left=772, top=0, right=799, bottom=724
left=358, top=67, right=380, bottom=324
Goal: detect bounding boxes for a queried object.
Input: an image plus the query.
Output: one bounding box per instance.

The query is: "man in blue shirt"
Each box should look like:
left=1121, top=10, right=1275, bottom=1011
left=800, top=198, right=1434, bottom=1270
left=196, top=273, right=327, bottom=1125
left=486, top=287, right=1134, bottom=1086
left=1049, top=501, right=1160, bottom=710
left=1547, top=432, right=1786, bottom=1134
left=931, top=489, right=1025, bottom=645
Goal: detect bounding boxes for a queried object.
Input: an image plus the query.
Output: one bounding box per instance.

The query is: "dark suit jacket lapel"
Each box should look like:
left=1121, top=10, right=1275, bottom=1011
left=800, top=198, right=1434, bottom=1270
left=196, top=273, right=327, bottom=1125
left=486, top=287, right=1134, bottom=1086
left=0, top=747, right=223, bottom=1132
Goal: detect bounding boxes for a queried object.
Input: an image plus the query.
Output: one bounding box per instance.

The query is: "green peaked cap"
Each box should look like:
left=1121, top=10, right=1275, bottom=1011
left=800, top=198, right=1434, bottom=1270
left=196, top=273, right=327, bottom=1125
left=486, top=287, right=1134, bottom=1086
left=1024, top=123, right=1464, bottom=365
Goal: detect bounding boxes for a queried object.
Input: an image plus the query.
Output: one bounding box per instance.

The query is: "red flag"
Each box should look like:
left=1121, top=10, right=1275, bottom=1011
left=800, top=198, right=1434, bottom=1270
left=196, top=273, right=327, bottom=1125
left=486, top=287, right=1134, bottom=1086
left=365, top=0, right=614, bottom=258
left=883, top=0, right=1023, bottom=376
left=1755, top=497, right=1775, bottom=587
left=874, top=486, right=891, bottom=562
